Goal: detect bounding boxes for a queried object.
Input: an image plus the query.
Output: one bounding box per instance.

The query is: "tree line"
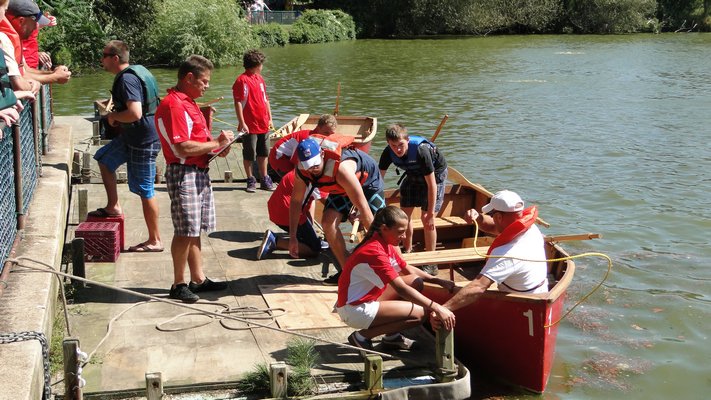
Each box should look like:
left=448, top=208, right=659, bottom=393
left=315, top=0, right=710, bottom=36
left=37, top=0, right=708, bottom=73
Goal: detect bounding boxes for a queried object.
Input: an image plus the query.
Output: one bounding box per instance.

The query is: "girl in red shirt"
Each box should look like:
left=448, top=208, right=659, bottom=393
left=336, top=206, right=456, bottom=352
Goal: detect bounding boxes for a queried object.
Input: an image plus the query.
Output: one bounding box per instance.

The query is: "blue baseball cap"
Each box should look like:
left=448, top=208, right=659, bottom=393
left=296, top=138, right=322, bottom=169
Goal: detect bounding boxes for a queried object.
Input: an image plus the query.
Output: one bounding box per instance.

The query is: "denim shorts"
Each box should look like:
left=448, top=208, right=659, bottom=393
left=94, top=135, right=161, bottom=199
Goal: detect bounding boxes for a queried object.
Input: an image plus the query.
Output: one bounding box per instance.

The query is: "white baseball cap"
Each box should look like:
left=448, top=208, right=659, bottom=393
left=481, top=190, right=524, bottom=214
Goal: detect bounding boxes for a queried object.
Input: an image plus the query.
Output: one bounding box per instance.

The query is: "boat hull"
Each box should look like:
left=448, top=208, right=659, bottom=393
left=423, top=250, right=572, bottom=393
left=271, top=114, right=377, bottom=153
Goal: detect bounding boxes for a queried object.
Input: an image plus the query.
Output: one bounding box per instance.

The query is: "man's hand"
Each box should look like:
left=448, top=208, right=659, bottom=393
left=53, top=65, right=71, bottom=84
left=0, top=108, right=20, bottom=127
left=288, top=236, right=299, bottom=258
left=464, top=208, right=480, bottom=224
left=216, top=130, right=234, bottom=157
left=38, top=52, right=52, bottom=69
left=429, top=304, right=456, bottom=331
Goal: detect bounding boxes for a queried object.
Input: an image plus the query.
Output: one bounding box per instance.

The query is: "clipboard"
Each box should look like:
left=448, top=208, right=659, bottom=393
left=208, top=133, right=242, bottom=163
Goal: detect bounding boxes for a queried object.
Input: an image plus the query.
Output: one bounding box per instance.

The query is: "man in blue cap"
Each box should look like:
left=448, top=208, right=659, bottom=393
left=290, top=137, right=385, bottom=285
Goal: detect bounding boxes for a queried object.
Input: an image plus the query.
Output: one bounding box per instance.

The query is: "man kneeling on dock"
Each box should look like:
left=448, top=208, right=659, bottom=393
left=431, top=190, right=548, bottom=327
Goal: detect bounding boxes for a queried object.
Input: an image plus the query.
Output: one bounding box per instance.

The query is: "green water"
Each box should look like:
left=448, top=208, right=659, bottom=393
left=52, top=34, right=711, bottom=399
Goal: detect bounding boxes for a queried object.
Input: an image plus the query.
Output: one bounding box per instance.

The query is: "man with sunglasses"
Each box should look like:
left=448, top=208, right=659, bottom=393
left=0, top=0, right=70, bottom=93
left=431, top=190, right=549, bottom=328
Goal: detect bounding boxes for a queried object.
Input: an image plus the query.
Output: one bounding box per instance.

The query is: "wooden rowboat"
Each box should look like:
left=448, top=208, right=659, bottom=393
left=271, top=114, right=377, bottom=153
left=385, top=167, right=575, bottom=393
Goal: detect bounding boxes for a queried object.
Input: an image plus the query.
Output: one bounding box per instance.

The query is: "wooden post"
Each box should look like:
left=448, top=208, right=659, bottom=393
left=72, top=151, right=81, bottom=178
left=155, top=166, right=162, bottom=184
left=224, top=170, right=233, bottom=183
left=63, top=338, right=83, bottom=400
left=71, top=238, right=86, bottom=286
left=78, top=188, right=88, bottom=223
left=117, top=171, right=127, bottom=183
left=91, top=121, right=100, bottom=145
left=364, top=355, right=383, bottom=392
left=435, top=328, right=457, bottom=383
left=269, top=361, right=287, bottom=398
left=145, top=372, right=163, bottom=400
left=81, top=152, right=92, bottom=183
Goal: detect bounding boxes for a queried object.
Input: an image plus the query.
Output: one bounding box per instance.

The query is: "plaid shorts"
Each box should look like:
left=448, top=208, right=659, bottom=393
left=93, top=135, right=161, bottom=198
left=400, top=169, right=448, bottom=212
left=324, top=187, right=386, bottom=220
left=165, top=164, right=216, bottom=237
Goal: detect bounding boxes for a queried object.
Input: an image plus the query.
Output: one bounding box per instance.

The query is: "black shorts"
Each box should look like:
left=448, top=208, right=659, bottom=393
left=242, top=133, right=269, bottom=161
left=400, top=169, right=447, bottom=212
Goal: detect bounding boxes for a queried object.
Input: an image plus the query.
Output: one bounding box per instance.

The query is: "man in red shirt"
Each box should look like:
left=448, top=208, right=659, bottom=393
left=232, top=49, right=274, bottom=192
left=155, top=55, right=234, bottom=303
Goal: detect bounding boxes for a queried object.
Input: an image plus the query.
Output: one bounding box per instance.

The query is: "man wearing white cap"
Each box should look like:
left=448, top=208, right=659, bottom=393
left=431, top=190, right=548, bottom=326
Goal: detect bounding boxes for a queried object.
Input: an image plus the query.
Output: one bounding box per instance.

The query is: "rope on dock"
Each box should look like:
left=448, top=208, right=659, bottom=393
left=7, top=256, right=427, bottom=369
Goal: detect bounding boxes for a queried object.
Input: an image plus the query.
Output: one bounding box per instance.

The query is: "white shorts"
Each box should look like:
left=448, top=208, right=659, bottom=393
left=336, top=302, right=380, bottom=330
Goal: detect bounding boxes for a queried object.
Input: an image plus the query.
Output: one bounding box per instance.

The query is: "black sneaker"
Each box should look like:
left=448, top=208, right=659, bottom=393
left=169, top=284, right=199, bottom=303
left=322, top=272, right=341, bottom=286
left=419, top=264, right=439, bottom=276
left=188, top=277, right=228, bottom=293
left=347, top=332, right=373, bottom=356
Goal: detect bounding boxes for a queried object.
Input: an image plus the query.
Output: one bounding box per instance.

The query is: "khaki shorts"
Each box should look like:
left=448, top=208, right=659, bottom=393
left=337, top=301, right=380, bottom=330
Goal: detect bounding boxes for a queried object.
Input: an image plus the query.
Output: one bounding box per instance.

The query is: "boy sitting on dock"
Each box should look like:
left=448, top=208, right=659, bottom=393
left=378, top=124, right=448, bottom=273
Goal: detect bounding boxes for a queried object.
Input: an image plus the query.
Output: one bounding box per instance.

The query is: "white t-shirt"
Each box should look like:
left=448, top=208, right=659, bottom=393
left=481, top=224, right=548, bottom=294
left=0, top=33, right=21, bottom=76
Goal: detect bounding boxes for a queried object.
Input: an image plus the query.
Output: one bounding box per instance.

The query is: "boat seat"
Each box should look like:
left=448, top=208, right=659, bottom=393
left=401, top=246, right=490, bottom=266
left=410, top=216, right=471, bottom=230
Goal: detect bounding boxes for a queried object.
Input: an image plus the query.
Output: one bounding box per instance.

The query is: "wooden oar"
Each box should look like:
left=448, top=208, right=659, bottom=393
left=333, top=82, right=341, bottom=116
left=348, top=205, right=360, bottom=243
left=447, top=166, right=551, bottom=228
left=197, top=96, right=224, bottom=107
left=545, top=233, right=601, bottom=242
left=429, top=114, right=449, bottom=142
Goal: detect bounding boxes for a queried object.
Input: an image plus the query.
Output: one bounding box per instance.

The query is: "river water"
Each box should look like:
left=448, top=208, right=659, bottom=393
left=53, top=34, right=711, bottom=399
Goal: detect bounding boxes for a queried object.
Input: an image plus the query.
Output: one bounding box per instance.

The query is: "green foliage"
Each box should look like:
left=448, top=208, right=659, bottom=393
left=289, top=9, right=356, bottom=44
left=38, top=0, right=107, bottom=73
left=145, top=0, right=258, bottom=67
left=236, top=363, right=270, bottom=395
left=253, top=23, right=290, bottom=47
left=285, top=338, right=318, bottom=396
left=92, top=0, right=159, bottom=63
left=564, top=0, right=657, bottom=33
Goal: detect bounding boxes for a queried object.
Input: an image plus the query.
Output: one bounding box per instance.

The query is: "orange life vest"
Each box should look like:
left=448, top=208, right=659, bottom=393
left=296, top=135, right=367, bottom=195
left=0, top=18, right=24, bottom=76
left=486, top=206, right=538, bottom=256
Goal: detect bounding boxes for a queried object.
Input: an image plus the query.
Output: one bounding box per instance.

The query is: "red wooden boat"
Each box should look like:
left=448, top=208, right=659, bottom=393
left=271, top=114, right=377, bottom=153
left=386, top=167, right=575, bottom=393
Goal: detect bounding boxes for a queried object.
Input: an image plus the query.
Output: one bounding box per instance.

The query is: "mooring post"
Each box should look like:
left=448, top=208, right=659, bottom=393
left=63, top=338, right=83, bottom=400
left=71, top=238, right=86, bottom=286
left=78, top=188, right=88, bottom=223
left=224, top=170, right=233, bottom=183
left=72, top=151, right=81, bottom=178
left=81, top=152, right=92, bottom=183
left=154, top=166, right=162, bottom=184
left=145, top=372, right=163, bottom=400
left=364, top=354, right=383, bottom=392
left=435, top=328, right=457, bottom=383
left=91, top=121, right=100, bottom=145
left=269, top=361, right=287, bottom=398
left=117, top=170, right=127, bottom=183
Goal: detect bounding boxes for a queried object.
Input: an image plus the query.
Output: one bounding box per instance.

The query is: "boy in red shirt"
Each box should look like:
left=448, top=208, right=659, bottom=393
left=232, top=49, right=274, bottom=192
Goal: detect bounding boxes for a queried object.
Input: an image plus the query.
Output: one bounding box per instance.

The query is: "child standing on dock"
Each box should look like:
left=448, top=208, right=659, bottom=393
left=379, top=124, right=448, bottom=273
left=336, top=206, right=455, bottom=352
left=232, top=49, right=274, bottom=192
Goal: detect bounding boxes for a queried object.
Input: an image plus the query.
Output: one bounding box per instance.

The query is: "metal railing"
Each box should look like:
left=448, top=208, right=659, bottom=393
left=0, top=85, right=53, bottom=273
left=248, top=10, right=301, bottom=25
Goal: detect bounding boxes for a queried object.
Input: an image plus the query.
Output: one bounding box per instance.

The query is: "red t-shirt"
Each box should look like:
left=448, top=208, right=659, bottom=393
left=21, top=29, right=39, bottom=69
left=155, top=88, right=213, bottom=169
left=336, top=233, right=404, bottom=307
left=268, top=129, right=313, bottom=175
left=232, top=71, right=270, bottom=134
left=267, top=170, right=313, bottom=226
